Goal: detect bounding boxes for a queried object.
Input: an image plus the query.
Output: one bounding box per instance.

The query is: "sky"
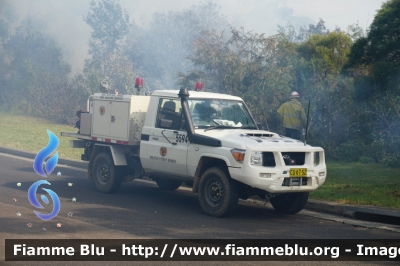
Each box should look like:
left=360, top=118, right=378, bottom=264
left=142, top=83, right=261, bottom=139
left=6, top=0, right=386, bottom=73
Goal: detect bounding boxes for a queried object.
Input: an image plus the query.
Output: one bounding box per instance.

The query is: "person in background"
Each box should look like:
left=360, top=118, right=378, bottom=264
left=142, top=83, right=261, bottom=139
left=75, top=110, right=82, bottom=134
left=277, top=91, right=307, bottom=140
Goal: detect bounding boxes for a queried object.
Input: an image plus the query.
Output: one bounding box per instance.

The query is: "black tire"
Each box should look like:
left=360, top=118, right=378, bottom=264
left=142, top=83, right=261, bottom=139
left=92, top=152, right=122, bottom=193
left=198, top=167, right=239, bottom=217
left=270, top=192, right=309, bottom=214
left=155, top=179, right=182, bottom=190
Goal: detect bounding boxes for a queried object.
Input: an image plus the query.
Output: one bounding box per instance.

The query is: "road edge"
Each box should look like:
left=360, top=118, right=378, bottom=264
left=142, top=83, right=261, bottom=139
left=1, top=145, right=399, bottom=226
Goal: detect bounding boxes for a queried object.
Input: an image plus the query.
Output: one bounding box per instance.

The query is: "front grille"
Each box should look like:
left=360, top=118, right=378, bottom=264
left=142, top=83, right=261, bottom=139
left=282, top=178, right=308, bottom=186
left=262, top=152, right=276, bottom=167
left=282, top=152, right=305, bottom=166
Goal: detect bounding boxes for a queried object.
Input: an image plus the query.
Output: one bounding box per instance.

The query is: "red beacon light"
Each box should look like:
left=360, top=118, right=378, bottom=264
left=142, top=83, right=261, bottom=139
left=195, top=81, right=203, bottom=91
left=135, top=77, right=143, bottom=95
left=135, top=77, right=143, bottom=88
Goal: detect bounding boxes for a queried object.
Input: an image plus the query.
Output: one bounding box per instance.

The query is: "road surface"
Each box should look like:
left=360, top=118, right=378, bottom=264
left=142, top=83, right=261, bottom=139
left=0, top=152, right=398, bottom=265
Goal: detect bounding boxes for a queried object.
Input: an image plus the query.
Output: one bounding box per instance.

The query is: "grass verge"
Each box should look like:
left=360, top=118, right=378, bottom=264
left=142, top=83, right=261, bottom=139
left=1, top=112, right=399, bottom=208
left=0, top=111, right=82, bottom=160
left=310, top=162, right=400, bottom=208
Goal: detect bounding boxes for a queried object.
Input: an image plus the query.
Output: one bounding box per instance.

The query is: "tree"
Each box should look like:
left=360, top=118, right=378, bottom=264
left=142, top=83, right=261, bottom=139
left=345, top=0, right=400, bottom=95
left=341, top=0, right=400, bottom=165
left=346, top=22, right=365, bottom=42
left=84, top=52, right=140, bottom=95
left=84, top=0, right=130, bottom=60
left=84, top=0, right=137, bottom=94
left=125, top=2, right=228, bottom=90
left=179, top=27, right=295, bottom=130
left=0, top=17, right=90, bottom=124
left=278, top=19, right=330, bottom=43
left=301, top=18, right=328, bottom=36
left=3, top=19, right=71, bottom=114
left=293, top=32, right=354, bottom=148
left=182, top=26, right=358, bottom=153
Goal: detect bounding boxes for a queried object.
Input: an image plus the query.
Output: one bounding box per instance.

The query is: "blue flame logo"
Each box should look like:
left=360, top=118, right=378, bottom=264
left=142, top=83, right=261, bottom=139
left=33, top=130, right=59, bottom=177
left=28, top=180, right=60, bottom=221
left=29, top=130, right=61, bottom=221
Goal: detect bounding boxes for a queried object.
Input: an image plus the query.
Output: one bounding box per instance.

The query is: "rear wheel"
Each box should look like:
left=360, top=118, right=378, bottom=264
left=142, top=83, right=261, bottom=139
left=155, top=179, right=182, bottom=190
left=198, top=167, right=239, bottom=217
left=270, top=192, right=309, bottom=214
left=92, top=152, right=122, bottom=193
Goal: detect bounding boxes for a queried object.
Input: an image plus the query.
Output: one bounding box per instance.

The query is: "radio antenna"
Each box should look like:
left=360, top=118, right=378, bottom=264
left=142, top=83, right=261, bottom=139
left=304, top=100, right=311, bottom=146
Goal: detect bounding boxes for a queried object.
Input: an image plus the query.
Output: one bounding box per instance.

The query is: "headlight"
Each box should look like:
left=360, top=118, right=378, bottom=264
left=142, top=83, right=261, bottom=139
left=314, top=152, right=320, bottom=166
left=231, top=149, right=246, bottom=163
left=250, top=151, right=263, bottom=165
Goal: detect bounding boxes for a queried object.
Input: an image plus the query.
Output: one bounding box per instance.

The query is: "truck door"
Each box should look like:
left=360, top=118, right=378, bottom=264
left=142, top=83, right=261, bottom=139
left=147, top=98, right=188, bottom=177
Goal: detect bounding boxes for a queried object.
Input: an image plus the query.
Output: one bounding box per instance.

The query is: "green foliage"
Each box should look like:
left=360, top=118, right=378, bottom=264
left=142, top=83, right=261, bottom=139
left=179, top=17, right=400, bottom=168
left=84, top=53, right=140, bottom=95
left=359, top=156, right=375, bottom=164
left=0, top=0, right=398, bottom=168
left=180, top=28, right=355, bottom=139
left=84, top=0, right=130, bottom=59
left=0, top=17, right=89, bottom=124
left=44, top=74, right=89, bottom=124
left=1, top=19, right=71, bottom=118
left=345, top=22, right=365, bottom=42
left=84, top=0, right=138, bottom=94
left=341, top=0, right=400, bottom=166
left=293, top=32, right=354, bottom=148
left=368, top=0, right=400, bottom=71
left=179, top=28, right=294, bottom=129
left=126, top=2, right=228, bottom=90
left=277, top=19, right=330, bottom=43
left=345, top=0, right=400, bottom=94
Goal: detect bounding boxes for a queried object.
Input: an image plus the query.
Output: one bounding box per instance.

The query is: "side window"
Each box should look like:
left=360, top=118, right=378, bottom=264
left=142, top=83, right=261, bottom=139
left=156, top=98, right=184, bottom=130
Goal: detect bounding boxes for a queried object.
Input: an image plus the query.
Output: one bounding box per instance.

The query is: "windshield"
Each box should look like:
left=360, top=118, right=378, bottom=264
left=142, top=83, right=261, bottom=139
left=188, top=99, right=257, bottom=129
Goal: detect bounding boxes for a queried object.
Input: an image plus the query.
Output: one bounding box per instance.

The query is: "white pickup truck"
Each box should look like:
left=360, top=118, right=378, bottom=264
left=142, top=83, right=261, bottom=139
left=62, top=87, right=326, bottom=217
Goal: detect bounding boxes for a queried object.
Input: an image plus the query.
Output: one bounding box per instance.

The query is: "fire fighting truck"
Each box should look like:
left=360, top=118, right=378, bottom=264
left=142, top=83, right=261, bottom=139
left=61, top=79, right=327, bottom=217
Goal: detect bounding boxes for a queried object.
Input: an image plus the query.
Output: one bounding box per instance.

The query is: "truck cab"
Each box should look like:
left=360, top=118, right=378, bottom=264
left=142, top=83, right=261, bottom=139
left=62, top=88, right=326, bottom=217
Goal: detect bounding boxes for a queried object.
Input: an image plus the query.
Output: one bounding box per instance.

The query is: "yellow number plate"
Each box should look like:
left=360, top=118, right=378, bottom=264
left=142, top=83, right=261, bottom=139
left=289, top=168, right=307, bottom=178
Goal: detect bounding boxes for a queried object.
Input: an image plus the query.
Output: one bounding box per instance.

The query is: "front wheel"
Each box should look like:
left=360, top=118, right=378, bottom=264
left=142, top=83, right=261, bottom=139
left=155, top=179, right=182, bottom=190
left=92, top=152, right=122, bottom=193
left=270, top=192, right=309, bottom=214
left=198, top=167, right=239, bottom=217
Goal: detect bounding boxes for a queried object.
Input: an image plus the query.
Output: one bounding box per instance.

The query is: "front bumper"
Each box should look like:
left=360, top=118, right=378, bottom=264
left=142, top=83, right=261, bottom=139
left=228, top=150, right=327, bottom=193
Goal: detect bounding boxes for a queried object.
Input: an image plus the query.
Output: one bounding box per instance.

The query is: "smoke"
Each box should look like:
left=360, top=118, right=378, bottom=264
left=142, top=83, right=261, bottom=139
left=5, top=0, right=385, bottom=74
left=7, top=0, right=91, bottom=74
left=217, top=0, right=313, bottom=36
